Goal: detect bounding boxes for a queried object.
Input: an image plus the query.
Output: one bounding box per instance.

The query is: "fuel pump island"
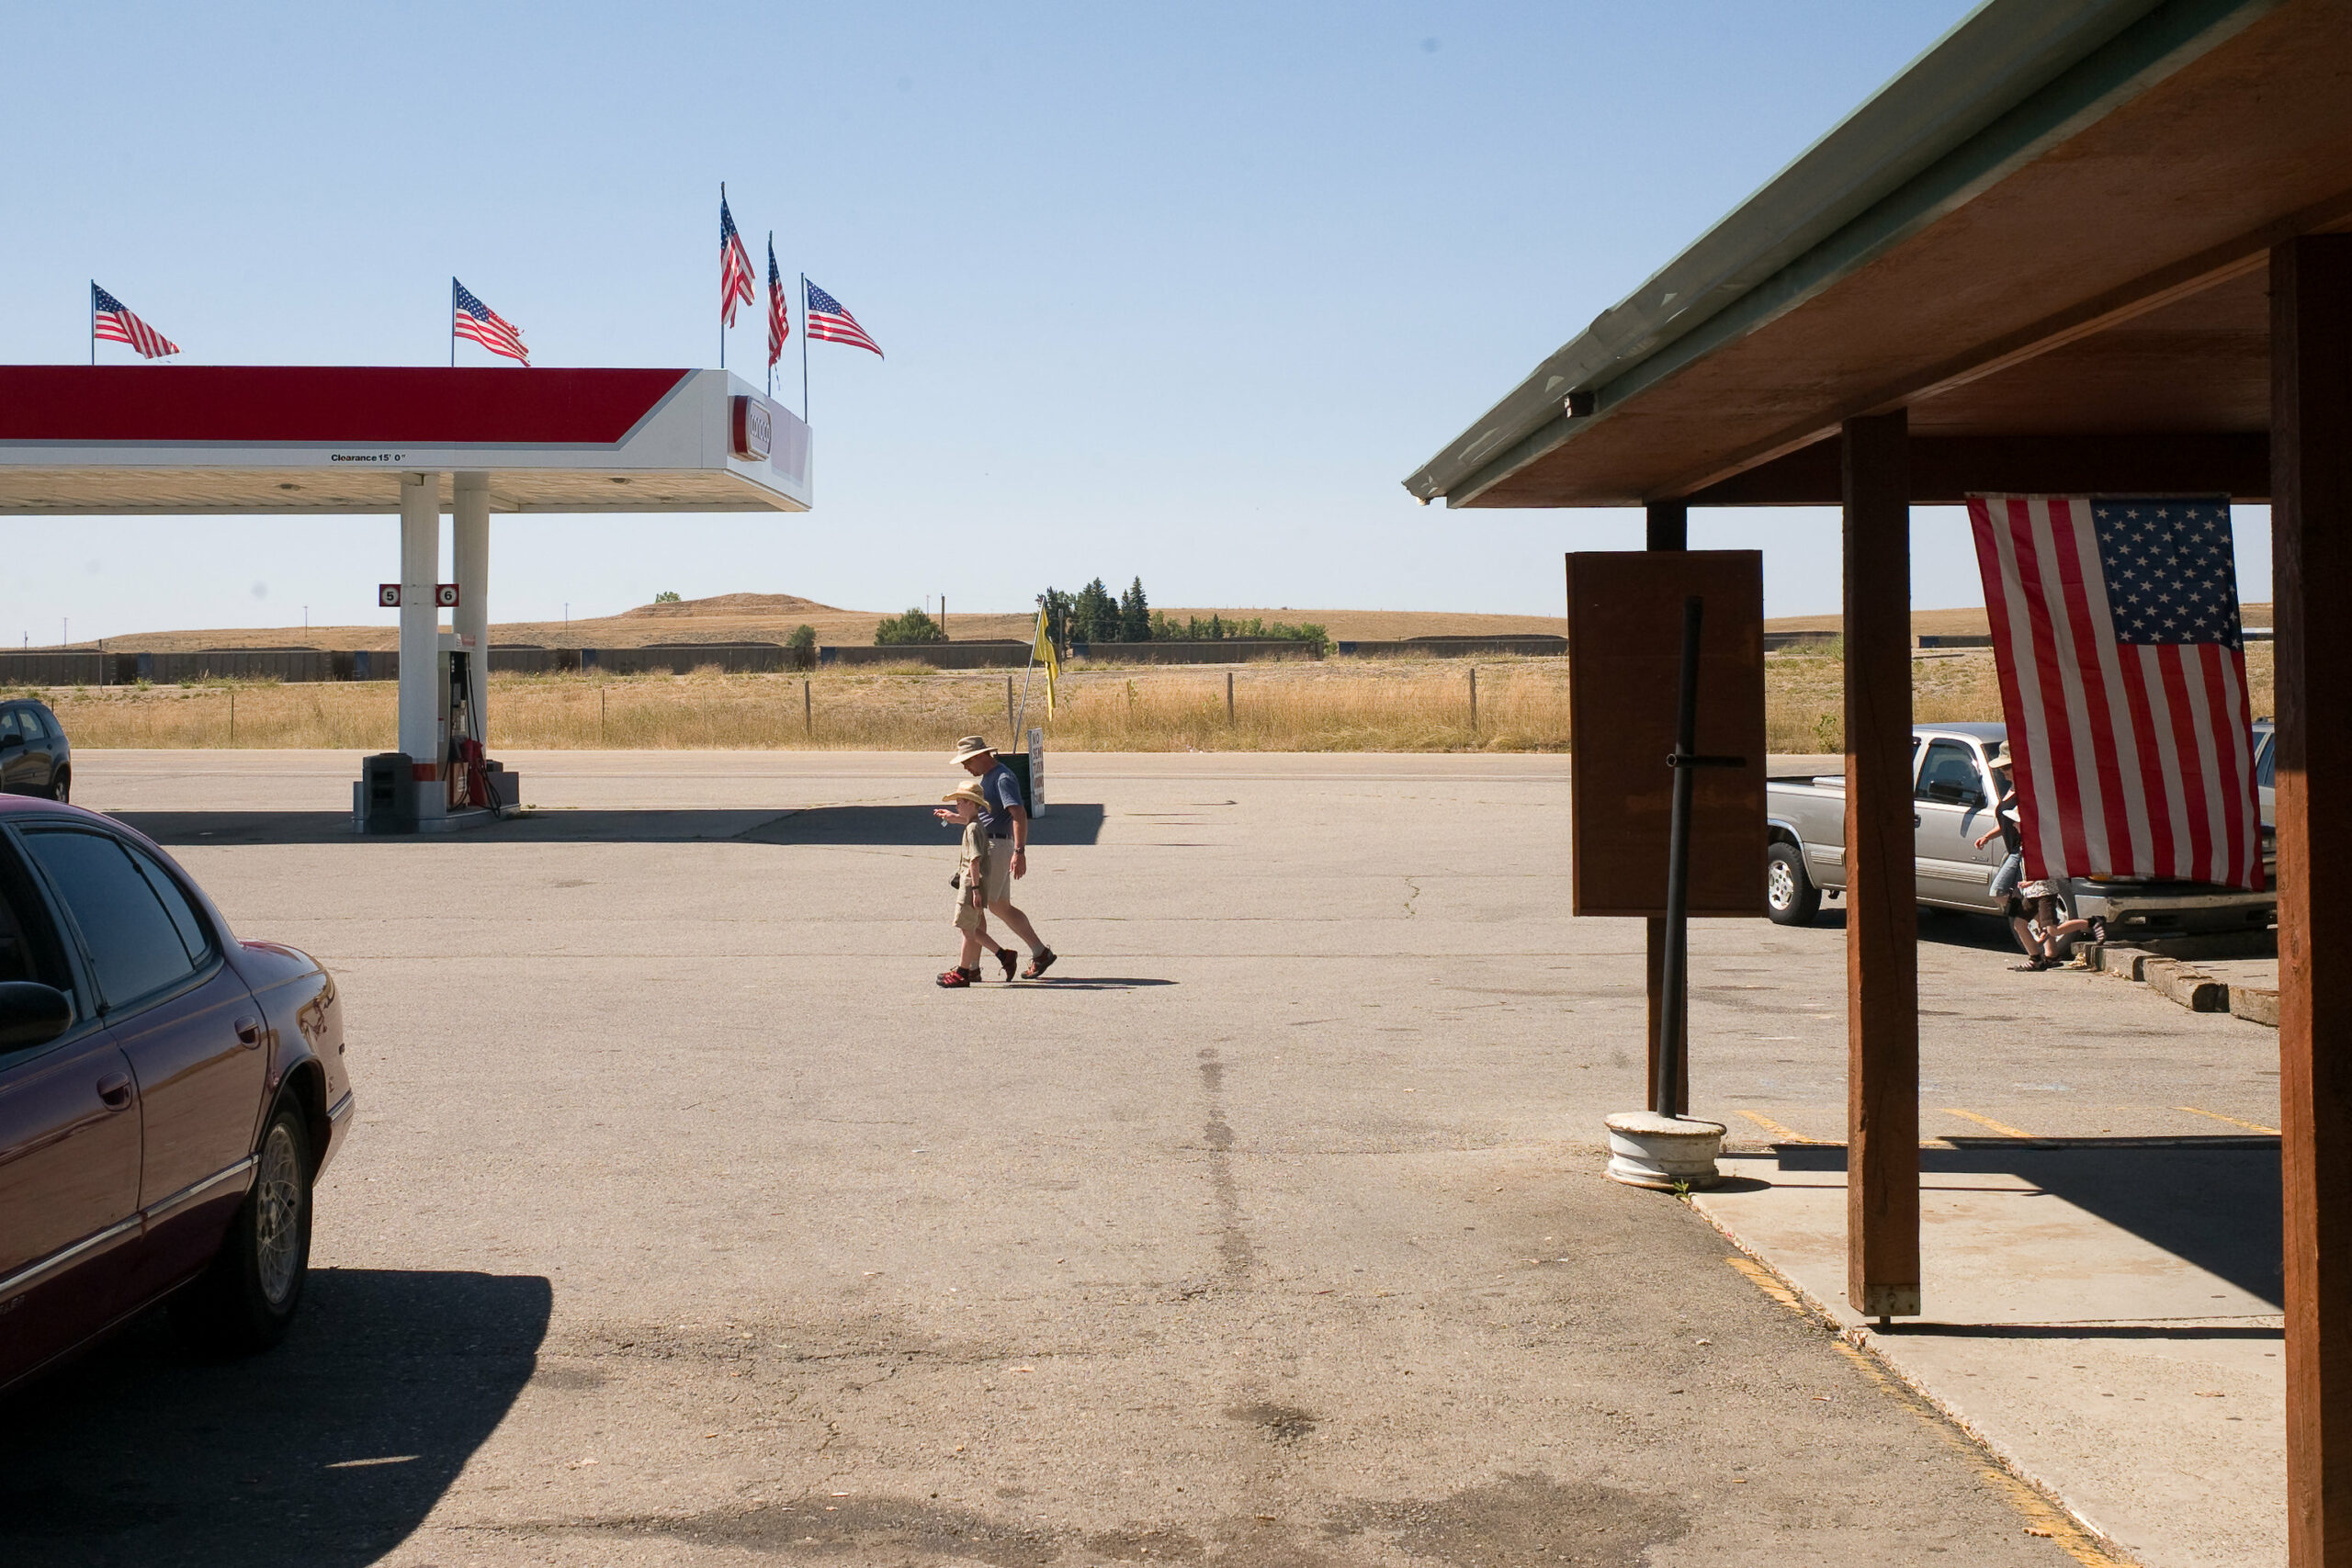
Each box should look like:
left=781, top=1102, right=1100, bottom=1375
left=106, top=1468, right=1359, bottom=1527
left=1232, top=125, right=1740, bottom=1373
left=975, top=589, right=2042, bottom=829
left=0, top=366, right=810, bottom=830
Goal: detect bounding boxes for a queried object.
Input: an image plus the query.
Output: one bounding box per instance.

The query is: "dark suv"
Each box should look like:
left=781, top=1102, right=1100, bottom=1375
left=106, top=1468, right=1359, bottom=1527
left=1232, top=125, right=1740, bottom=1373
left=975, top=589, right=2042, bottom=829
left=0, top=700, right=69, bottom=802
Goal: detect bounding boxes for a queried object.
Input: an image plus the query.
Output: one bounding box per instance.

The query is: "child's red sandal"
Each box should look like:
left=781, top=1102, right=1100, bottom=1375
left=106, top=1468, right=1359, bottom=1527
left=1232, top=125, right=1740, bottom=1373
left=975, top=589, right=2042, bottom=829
left=936, top=966, right=978, bottom=988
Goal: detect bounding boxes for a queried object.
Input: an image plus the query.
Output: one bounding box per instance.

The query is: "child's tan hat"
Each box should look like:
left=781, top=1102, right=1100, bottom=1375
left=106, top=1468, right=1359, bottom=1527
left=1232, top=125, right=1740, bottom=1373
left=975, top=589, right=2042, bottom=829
left=942, top=782, right=987, bottom=807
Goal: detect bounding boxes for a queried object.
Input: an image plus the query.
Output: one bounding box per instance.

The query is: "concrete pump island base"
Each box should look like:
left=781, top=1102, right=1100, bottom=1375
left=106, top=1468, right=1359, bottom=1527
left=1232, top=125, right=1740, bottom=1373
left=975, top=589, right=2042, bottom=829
left=0, top=365, right=812, bottom=831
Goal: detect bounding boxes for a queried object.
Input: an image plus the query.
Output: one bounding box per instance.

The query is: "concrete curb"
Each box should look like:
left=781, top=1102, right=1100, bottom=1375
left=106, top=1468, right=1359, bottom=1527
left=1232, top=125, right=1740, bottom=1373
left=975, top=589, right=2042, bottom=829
left=1685, top=1197, right=2138, bottom=1564
left=2086, top=942, right=2252, bottom=1016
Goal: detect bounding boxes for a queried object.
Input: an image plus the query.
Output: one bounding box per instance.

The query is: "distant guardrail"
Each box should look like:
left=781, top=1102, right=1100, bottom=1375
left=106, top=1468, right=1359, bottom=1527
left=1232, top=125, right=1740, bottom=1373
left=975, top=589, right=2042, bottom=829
left=1334, top=635, right=1565, bottom=657
left=1067, top=638, right=1321, bottom=664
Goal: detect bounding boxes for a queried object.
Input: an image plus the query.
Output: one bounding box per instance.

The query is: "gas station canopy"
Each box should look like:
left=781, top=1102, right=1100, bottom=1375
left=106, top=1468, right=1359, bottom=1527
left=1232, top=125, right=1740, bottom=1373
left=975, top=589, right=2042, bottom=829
left=0, top=366, right=810, bottom=513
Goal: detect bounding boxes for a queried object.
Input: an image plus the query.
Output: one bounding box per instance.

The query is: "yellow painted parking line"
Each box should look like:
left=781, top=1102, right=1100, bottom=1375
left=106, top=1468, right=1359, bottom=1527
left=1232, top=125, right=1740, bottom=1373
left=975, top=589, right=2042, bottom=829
left=1736, top=1110, right=1824, bottom=1145
left=1722, top=1256, right=2133, bottom=1565
left=1942, top=1107, right=2035, bottom=1139
left=1725, top=1255, right=1809, bottom=1314
left=2177, top=1105, right=2279, bottom=1135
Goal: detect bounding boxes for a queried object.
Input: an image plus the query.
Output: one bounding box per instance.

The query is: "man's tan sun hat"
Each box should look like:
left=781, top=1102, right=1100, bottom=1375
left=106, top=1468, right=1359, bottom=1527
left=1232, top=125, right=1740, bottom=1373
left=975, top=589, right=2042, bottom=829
left=950, top=735, right=996, bottom=766
left=1989, top=742, right=2015, bottom=770
left=942, top=782, right=987, bottom=807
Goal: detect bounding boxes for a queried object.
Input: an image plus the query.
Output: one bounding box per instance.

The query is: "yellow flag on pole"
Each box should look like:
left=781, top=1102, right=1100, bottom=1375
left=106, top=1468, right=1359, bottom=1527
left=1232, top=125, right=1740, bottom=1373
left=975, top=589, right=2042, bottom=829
left=1033, top=610, right=1059, bottom=715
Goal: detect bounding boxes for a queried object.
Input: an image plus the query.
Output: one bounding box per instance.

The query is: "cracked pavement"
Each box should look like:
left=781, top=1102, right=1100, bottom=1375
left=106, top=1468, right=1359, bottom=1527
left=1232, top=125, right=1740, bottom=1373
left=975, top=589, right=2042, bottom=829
left=0, top=750, right=2217, bottom=1566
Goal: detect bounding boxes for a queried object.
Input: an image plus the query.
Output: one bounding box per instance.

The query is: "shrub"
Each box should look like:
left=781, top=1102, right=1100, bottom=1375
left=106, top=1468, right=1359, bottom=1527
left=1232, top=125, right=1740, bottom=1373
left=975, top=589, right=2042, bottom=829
left=787, top=624, right=818, bottom=670
left=653, top=590, right=683, bottom=604
left=875, top=608, right=946, bottom=646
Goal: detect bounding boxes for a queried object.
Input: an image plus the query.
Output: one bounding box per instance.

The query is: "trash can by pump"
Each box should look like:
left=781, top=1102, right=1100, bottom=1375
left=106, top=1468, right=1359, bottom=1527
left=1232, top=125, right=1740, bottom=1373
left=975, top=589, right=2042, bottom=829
left=362, top=752, right=417, bottom=834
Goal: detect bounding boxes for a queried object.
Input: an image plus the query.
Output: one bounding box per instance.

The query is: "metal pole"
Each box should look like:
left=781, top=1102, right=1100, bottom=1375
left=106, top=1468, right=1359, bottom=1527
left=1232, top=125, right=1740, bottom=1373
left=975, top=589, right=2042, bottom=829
left=718, top=185, right=727, bottom=371
left=799, top=274, right=810, bottom=423
left=1015, top=601, right=1041, bottom=738
left=450, top=276, right=457, bottom=367
left=89, top=282, right=95, bottom=366
left=1654, top=596, right=1703, bottom=1120
left=766, top=231, right=775, bottom=400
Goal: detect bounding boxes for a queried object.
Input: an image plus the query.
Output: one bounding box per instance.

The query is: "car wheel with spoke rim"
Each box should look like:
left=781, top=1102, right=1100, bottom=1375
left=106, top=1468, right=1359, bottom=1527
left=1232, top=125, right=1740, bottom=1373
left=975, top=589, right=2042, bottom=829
left=172, top=1100, right=312, bottom=1355
left=48, top=767, right=68, bottom=804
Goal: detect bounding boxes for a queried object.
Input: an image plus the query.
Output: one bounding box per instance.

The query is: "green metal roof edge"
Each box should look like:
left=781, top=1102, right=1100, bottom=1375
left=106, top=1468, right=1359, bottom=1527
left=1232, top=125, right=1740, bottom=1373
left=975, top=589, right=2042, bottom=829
left=1407, top=0, right=2286, bottom=509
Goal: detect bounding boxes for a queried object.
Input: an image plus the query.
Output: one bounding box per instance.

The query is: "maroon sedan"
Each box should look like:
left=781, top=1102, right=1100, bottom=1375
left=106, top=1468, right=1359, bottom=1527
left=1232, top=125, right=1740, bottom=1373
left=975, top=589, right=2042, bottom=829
left=0, top=796, right=351, bottom=1388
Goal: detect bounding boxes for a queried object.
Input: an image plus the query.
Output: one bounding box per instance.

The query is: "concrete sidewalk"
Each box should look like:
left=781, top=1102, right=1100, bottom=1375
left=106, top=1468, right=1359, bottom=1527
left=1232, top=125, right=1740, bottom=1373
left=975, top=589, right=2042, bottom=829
left=1694, top=1141, right=2284, bottom=1568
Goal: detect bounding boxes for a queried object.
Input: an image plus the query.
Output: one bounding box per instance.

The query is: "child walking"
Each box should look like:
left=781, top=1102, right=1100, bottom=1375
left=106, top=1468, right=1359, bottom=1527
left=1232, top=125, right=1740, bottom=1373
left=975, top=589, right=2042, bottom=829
left=934, top=782, right=1018, bottom=987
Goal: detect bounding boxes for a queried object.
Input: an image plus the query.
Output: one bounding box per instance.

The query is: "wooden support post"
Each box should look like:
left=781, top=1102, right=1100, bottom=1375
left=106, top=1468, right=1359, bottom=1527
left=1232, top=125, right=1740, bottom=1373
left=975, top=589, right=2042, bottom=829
left=1645, top=500, right=1690, bottom=1113
left=2274, top=233, right=2352, bottom=1568
left=1841, top=412, right=1919, bottom=1320
left=1468, top=665, right=1478, bottom=731
left=1227, top=670, right=1235, bottom=725
left=804, top=678, right=812, bottom=738
left=1006, top=674, right=1014, bottom=738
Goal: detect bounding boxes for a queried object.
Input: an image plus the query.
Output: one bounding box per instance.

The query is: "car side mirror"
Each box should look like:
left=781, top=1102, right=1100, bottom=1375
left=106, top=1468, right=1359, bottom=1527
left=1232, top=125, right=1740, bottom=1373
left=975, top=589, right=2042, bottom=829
left=0, top=981, right=72, bottom=1048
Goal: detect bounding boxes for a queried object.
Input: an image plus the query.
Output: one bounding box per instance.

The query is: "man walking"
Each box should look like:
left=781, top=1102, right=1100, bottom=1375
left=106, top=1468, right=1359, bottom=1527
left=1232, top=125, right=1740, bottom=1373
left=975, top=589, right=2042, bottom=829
left=952, top=735, right=1057, bottom=978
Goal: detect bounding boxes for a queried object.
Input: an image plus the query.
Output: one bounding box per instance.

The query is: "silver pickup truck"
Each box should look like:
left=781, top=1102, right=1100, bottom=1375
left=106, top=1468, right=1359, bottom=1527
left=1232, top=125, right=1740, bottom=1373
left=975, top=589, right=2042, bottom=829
left=1765, top=722, right=2278, bottom=938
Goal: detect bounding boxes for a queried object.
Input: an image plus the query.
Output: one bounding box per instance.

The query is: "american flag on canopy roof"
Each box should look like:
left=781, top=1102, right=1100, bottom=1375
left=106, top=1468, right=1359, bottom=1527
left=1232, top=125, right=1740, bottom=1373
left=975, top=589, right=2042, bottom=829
left=766, top=235, right=789, bottom=367
left=719, top=197, right=756, bottom=327
left=451, top=279, right=528, bottom=365
left=804, top=280, right=882, bottom=357
left=91, top=283, right=179, bottom=359
left=1967, top=494, right=2263, bottom=890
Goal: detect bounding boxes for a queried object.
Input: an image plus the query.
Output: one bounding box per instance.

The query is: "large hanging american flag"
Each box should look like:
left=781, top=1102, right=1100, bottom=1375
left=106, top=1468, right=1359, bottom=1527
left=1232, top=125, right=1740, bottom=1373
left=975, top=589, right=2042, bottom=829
left=805, top=280, right=883, bottom=357
left=765, top=234, right=789, bottom=367
left=719, top=196, right=756, bottom=327
left=91, top=283, right=179, bottom=359
left=1968, top=494, right=2262, bottom=890
left=451, top=278, right=529, bottom=365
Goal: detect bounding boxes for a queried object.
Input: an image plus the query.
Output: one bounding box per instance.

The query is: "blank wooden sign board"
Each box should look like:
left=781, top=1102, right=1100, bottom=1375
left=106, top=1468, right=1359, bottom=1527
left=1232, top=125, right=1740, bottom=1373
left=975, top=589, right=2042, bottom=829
left=1566, top=550, right=1767, bottom=918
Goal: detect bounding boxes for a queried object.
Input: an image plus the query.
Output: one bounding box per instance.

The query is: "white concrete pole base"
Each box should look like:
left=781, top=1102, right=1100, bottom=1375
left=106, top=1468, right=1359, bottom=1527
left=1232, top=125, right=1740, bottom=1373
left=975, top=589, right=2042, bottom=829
left=1604, top=1111, right=1727, bottom=1190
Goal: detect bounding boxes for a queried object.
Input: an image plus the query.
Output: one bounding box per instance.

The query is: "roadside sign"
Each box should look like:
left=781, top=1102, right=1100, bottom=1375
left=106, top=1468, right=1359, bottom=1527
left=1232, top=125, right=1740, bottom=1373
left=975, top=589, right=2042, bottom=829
left=435, top=584, right=460, bottom=608
left=379, top=583, right=401, bottom=607
left=1566, top=550, right=1765, bottom=918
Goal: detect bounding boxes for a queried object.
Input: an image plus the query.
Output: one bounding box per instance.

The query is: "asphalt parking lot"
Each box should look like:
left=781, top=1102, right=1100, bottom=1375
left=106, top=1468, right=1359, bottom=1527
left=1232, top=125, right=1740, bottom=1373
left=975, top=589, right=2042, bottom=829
left=2, top=750, right=2274, bottom=1567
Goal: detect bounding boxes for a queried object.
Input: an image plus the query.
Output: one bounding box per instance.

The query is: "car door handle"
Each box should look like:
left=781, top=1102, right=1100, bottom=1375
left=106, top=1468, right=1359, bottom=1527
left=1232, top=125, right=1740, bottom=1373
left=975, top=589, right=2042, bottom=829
left=95, top=1072, right=133, bottom=1110
left=234, top=1016, right=263, bottom=1047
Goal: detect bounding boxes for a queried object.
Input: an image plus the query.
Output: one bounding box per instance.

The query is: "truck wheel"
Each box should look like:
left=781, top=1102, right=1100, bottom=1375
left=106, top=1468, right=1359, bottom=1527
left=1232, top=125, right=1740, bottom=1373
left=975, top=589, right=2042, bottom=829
left=1766, top=842, right=1821, bottom=926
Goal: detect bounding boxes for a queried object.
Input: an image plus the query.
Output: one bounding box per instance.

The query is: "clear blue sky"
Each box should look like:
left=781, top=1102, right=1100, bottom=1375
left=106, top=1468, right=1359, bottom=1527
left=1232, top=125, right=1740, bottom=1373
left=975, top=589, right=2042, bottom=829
left=0, top=1, right=2270, bottom=642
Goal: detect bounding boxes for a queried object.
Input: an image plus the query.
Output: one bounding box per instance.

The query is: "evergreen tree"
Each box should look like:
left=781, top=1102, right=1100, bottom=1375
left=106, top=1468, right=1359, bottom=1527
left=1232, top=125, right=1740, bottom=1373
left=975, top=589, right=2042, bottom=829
left=1118, top=577, right=1150, bottom=642
left=1075, top=577, right=1121, bottom=643
left=1040, top=588, right=1077, bottom=654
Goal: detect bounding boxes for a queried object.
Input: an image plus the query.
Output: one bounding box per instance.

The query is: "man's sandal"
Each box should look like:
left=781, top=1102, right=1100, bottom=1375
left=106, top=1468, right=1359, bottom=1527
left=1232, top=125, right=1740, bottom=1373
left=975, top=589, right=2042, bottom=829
left=995, top=948, right=1019, bottom=983
left=1022, top=948, right=1058, bottom=980
left=936, top=966, right=979, bottom=988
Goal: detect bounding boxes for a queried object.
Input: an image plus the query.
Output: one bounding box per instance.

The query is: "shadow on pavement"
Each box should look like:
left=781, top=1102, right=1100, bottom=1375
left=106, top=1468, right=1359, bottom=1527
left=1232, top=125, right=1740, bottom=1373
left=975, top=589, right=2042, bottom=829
left=1776, top=1140, right=2282, bottom=1308
left=0, top=1268, right=550, bottom=1567
left=741, top=803, right=1106, bottom=847
left=1800, top=906, right=2029, bottom=954
left=112, top=803, right=1107, bottom=849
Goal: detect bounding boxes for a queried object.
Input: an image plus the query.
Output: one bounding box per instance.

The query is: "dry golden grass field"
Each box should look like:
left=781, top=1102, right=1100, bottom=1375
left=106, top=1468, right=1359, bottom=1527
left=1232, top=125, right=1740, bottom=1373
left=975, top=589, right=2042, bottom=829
left=29, top=643, right=2278, bottom=756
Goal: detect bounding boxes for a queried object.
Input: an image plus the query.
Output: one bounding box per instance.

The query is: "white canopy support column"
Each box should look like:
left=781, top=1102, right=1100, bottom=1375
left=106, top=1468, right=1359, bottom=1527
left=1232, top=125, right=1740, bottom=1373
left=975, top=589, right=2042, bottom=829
left=453, top=473, right=490, bottom=747
left=397, top=472, right=445, bottom=822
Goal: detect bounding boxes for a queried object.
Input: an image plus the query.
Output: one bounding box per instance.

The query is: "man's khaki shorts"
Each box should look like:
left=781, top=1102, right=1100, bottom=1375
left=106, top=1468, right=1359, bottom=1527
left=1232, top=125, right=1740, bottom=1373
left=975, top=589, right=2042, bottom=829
left=978, top=843, right=1014, bottom=904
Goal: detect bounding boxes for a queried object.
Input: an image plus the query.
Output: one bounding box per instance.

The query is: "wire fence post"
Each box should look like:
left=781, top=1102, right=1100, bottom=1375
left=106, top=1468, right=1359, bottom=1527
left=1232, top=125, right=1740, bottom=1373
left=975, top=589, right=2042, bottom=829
left=1005, top=674, right=1014, bottom=738
left=804, top=678, right=812, bottom=738
left=1226, top=669, right=1235, bottom=725
left=599, top=685, right=606, bottom=745
left=228, top=688, right=235, bottom=746
left=1469, top=665, right=1478, bottom=732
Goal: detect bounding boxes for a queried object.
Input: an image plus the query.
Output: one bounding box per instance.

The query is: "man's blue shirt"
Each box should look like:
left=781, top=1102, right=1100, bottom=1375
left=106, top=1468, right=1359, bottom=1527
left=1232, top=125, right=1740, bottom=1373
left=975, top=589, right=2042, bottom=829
left=978, top=762, right=1023, bottom=839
